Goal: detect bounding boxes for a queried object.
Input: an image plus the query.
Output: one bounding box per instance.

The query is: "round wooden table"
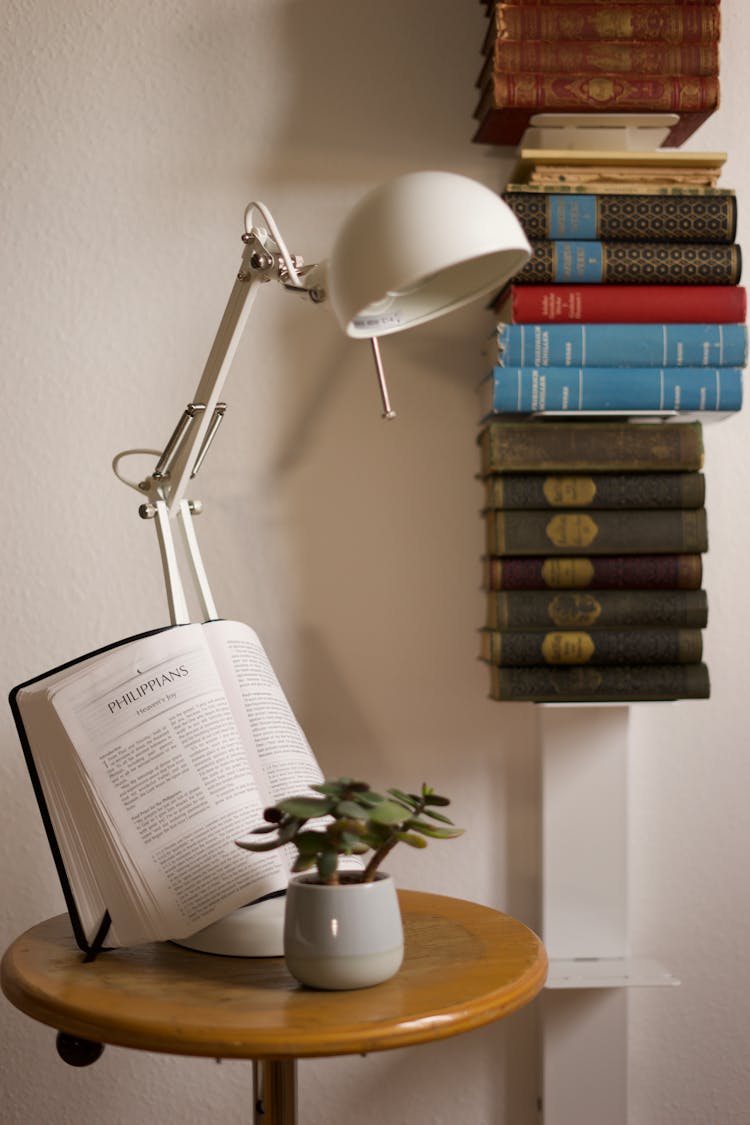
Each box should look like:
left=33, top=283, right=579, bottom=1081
left=2, top=890, right=547, bottom=1124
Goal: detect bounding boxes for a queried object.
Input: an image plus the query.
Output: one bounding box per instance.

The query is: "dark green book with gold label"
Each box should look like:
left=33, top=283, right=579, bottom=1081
left=485, top=508, right=708, bottom=556
left=483, top=472, right=706, bottom=510
left=486, top=588, right=708, bottom=630
left=487, top=663, right=710, bottom=702
left=479, top=627, right=703, bottom=666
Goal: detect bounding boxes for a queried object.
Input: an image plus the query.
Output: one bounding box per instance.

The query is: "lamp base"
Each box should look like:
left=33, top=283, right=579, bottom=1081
left=172, top=896, right=285, bottom=957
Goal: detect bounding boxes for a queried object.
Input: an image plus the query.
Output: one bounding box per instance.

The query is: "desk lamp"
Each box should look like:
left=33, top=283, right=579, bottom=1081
left=114, top=170, right=531, bottom=954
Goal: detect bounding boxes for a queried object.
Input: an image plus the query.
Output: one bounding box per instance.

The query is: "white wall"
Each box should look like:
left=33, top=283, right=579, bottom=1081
left=0, top=2, right=747, bottom=1123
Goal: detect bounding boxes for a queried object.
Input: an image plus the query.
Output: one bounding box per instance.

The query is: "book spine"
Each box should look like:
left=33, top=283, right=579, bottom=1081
left=494, top=324, right=748, bottom=368
left=482, top=554, right=704, bottom=590
left=483, top=471, right=706, bottom=509
left=480, top=627, right=703, bottom=665
left=487, top=72, right=720, bottom=114
left=493, top=40, right=719, bottom=77
left=517, top=241, right=741, bottom=286
left=485, top=508, right=709, bottom=555
left=496, top=285, right=747, bottom=324
left=494, top=7, right=721, bottom=44
left=487, top=662, right=710, bottom=702
left=478, top=419, right=705, bottom=473
left=492, top=1, right=720, bottom=7
left=480, top=365, right=743, bottom=414
left=502, top=193, right=736, bottom=243
left=504, top=184, right=735, bottom=197
left=486, top=588, right=709, bottom=629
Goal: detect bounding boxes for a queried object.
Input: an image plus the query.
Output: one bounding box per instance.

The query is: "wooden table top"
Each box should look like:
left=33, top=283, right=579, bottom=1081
left=1, top=890, right=547, bottom=1060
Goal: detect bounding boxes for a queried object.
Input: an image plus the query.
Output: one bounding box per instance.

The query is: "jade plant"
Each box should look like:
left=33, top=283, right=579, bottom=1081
left=236, top=776, right=463, bottom=885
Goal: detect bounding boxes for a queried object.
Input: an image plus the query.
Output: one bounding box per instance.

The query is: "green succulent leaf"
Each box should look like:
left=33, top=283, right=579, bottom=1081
left=353, top=789, right=387, bottom=807
left=235, top=836, right=284, bottom=853
left=291, top=855, right=317, bottom=872
left=334, top=800, right=368, bottom=818
left=367, top=799, right=410, bottom=825
left=395, top=831, right=428, bottom=848
left=276, top=796, right=333, bottom=818
left=411, top=823, right=465, bottom=840
left=293, top=830, right=327, bottom=855
left=420, top=808, right=455, bottom=824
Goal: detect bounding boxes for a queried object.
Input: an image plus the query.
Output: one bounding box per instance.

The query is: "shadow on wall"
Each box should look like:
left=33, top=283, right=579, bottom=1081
left=194, top=0, right=489, bottom=181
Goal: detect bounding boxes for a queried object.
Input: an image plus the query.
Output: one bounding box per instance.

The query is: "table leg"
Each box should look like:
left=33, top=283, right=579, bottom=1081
left=253, top=1059, right=297, bottom=1124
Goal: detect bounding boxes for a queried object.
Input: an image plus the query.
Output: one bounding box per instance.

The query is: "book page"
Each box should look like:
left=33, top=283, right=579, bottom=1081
left=204, top=620, right=325, bottom=805
left=207, top=621, right=363, bottom=875
left=48, top=625, right=286, bottom=944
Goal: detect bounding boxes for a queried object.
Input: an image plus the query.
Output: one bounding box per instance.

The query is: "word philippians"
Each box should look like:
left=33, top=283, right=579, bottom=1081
left=107, top=666, right=189, bottom=714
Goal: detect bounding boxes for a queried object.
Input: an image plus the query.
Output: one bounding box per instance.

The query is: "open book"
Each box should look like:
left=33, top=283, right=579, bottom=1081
left=10, top=620, right=326, bottom=953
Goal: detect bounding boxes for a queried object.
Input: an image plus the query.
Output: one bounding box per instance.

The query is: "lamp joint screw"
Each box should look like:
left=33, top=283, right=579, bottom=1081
left=138, top=503, right=157, bottom=520
left=187, top=500, right=203, bottom=515
left=249, top=251, right=273, bottom=271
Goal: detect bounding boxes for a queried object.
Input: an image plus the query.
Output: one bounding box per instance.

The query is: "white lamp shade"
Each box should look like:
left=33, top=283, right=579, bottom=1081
left=327, top=170, right=532, bottom=339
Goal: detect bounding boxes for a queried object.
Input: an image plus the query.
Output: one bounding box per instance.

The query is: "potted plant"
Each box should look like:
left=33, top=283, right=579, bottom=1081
left=237, top=777, right=463, bottom=990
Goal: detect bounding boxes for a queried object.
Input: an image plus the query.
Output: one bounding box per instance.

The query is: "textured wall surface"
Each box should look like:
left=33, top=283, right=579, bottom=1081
left=1, top=2, right=748, bottom=1123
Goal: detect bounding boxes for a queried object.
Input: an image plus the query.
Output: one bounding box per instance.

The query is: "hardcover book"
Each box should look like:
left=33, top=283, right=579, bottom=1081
left=487, top=662, right=710, bottom=702
left=486, top=588, right=709, bottom=629
left=502, top=192, right=736, bottom=243
left=10, top=620, right=330, bottom=953
left=515, top=240, right=741, bottom=287
left=478, top=418, right=705, bottom=474
left=512, top=148, right=726, bottom=188
left=479, top=626, right=703, bottom=665
left=484, top=507, right=709, bottom=555
left=491, top=41, right=719, bottom=78
left=482, top=553, right=704, bottom=590
left=493, top=324, right=747, bottom=369
left=474, top=76, right=719, bottom=148
left=492, top=284, right=747, bottom=324
left=489, top=6, right=721, bottom=45
left=478, top=364, right=742, bottom=414
left=483, top=471, right=706, bottom=510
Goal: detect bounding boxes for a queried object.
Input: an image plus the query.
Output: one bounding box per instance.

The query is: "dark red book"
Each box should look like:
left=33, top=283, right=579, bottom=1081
left=487, top=5, right=721, bottom=45
left=493, top=284, right=747, bottom=324
left=482, top=554, right=704, bottom=590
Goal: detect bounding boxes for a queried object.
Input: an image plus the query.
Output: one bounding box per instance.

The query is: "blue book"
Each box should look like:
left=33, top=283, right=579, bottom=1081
left=479, top=366, right=743, bottom=415
left=496, top=324, right=749, bottom=369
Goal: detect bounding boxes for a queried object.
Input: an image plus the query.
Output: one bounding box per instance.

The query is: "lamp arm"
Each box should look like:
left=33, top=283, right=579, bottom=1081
left=138, top=241, right=263, bottom=515
left=114, top=210, right=312, bottom=625
left=114, top=201, right=396, bottom=625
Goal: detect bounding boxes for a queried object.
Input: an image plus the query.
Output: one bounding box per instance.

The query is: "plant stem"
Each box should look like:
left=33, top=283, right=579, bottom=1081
left=361, top=837, right=399, bottom=882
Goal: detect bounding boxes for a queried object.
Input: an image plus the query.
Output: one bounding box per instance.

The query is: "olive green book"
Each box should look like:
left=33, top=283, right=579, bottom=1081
left=479, top=627, right=703, bottom=666
left=486, top=588, right=708, bottom=630
left=483, top=471, right=705, bottom=511
left=478, top=419, right=704, bottom=475
left=484, top=508, right=708, bottom=556
left=487, top=662, right=710, bottom=702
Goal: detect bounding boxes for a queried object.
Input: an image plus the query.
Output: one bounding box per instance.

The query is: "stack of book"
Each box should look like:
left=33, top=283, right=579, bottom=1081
left=481, top=148, right=746, bottom=417
left=477, top=417, right=712, bottom=702
left=473, top=0, right=721, bottom=149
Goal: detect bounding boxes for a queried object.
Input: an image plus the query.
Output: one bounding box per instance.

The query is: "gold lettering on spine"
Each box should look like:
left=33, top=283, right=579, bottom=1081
left=546, top=514, right=599, bottom=548
left=541, top=632, right=596, bottom=665
left=543, top=476, right=597, bottom=507
left=541, top=558, right=596, bottom=588
left=548, top=593, right=602, bottom=627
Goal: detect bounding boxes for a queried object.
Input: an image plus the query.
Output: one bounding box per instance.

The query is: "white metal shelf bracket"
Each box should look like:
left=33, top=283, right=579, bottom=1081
left=537, top=703, right=677, bottom=1125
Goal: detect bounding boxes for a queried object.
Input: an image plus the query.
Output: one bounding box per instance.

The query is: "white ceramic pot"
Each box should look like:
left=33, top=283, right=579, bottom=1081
left=283, top=872, right=404, bottom=990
